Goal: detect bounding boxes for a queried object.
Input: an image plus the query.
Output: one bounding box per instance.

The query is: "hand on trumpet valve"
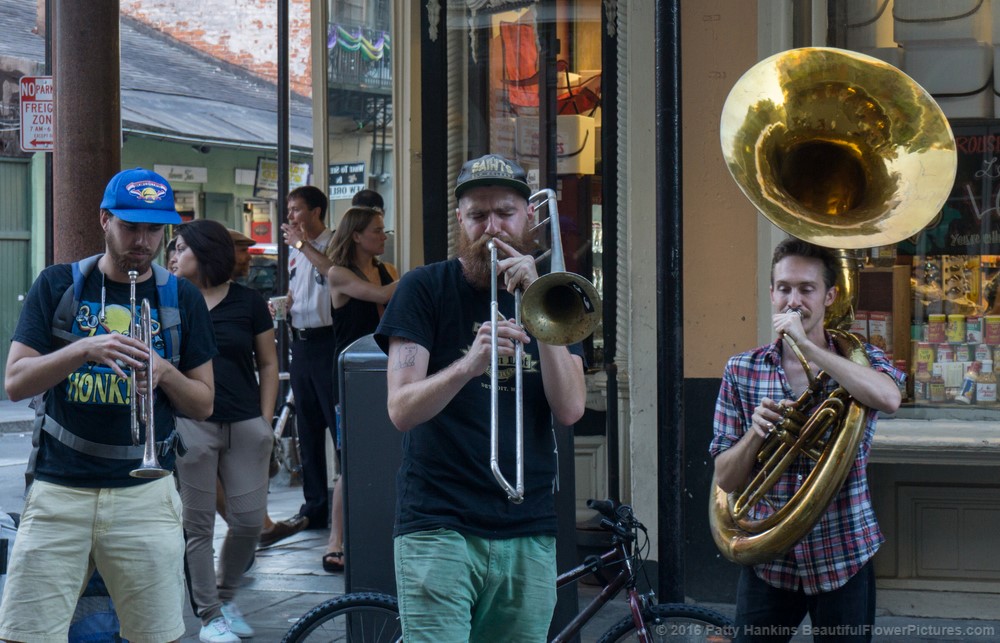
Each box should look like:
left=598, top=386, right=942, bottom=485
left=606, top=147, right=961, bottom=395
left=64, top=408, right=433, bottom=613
left=133, top=350, right=163, bottom=391
left=490, top=237, right=538, bottom=294
left=83, top=333, right=151, bottom=381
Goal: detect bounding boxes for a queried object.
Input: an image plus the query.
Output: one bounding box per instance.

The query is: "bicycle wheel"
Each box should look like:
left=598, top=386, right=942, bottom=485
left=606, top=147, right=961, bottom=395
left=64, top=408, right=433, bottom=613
left=281, top=592, right=401, bottom=643
left=597, top=603, right=734, bottom=643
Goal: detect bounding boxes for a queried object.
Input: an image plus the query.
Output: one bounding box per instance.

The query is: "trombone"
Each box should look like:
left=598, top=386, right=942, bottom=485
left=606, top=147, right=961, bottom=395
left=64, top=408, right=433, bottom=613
left=128, top=270, right=170, bottom=479
left=488, top=189, right=601, bottom=503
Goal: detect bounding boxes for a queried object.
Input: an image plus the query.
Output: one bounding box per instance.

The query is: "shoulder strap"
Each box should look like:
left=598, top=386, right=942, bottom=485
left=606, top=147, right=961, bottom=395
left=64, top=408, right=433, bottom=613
left=51, top=254, right=102, bottom=345
left=377, top=262, right=393, bottom=286
left=152, top=263, right=182, bottom=366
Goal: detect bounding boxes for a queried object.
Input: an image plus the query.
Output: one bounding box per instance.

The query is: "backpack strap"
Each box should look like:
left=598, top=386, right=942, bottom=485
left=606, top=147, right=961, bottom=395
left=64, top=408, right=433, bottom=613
left=152, top=263, right=182, bottom=366
left=51, top=254, right=102, bottom=346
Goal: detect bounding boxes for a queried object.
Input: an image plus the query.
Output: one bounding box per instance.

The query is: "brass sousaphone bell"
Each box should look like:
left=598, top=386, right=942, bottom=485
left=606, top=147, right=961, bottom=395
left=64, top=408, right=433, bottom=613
left=712, top=48, right=957, bottom=565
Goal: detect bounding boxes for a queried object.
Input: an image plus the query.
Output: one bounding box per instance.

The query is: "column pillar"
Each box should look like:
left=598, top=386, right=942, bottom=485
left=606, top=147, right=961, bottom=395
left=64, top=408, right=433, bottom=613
left=53, top=0, right=120, bottom=261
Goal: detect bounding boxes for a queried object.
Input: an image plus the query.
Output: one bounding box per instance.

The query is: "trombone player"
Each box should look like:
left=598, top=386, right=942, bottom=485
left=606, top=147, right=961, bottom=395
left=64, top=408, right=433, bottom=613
left=0, top=168, right=217, bottom=643
left=375, top=154, right=586, bottom=642
left=711, top=238, right=904, bottom=642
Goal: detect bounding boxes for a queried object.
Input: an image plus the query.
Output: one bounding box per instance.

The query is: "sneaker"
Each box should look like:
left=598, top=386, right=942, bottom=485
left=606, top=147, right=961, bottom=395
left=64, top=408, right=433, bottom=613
left=199, top=616, right=240, bottom=643
left=221, top=601, right=255, bottom=638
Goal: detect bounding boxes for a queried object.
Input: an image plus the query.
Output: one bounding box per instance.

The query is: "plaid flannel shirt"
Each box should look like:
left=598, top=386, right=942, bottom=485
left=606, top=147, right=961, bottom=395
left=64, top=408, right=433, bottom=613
left=709, top=334, right=904, bottom=594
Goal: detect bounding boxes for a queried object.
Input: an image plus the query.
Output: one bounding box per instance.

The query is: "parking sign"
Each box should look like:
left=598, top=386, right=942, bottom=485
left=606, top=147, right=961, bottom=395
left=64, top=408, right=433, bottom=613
left=19, top=76, right=53, bottom=152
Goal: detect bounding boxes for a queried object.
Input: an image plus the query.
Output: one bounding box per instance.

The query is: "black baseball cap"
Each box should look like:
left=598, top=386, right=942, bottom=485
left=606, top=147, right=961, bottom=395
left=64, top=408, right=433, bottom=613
left=454, top=154, right=532, bottom=201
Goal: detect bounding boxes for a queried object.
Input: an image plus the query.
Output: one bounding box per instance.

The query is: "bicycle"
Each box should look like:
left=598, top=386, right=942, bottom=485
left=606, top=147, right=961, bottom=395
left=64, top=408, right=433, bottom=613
left=281, top=499, right=734, bottom=642
left=270, top=372, right=302, bottom=484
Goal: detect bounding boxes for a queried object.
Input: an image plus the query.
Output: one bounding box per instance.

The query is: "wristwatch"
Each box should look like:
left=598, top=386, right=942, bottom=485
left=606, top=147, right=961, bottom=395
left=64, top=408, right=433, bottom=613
left=294, top=240, right=304, bottom=250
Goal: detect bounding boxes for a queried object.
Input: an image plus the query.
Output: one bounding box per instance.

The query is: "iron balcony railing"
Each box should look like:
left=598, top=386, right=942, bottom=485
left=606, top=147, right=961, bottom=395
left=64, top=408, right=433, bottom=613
left=328, top=23, right=391, bottom=91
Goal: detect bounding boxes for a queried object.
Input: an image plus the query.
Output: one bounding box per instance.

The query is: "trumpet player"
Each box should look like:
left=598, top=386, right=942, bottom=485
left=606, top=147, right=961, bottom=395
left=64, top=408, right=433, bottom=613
left=710, top=238, right=904, bottom=642
left=375, top=154, right=586, bottom=642
left=0, top=168, right=217, bottom=643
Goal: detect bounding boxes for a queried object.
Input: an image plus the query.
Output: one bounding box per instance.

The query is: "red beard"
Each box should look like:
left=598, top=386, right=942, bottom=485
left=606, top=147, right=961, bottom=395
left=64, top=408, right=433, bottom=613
left=458, top=227, right=537, bottom=290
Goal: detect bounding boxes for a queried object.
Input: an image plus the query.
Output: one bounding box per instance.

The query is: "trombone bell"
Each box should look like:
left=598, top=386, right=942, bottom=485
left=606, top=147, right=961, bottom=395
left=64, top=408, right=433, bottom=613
left=521, top=272, right=600, bottom=346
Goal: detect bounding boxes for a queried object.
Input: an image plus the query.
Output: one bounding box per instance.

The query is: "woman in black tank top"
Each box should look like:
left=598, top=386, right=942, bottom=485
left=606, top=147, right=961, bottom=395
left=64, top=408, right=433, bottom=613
left=323, top=206, right=399, bottom=572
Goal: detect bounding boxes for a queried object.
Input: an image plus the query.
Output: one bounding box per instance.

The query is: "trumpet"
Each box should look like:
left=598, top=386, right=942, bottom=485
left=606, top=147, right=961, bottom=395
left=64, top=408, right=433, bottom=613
left=488, top=189, right=601, bottom=503
left=128, top=270, right=170, bottom=479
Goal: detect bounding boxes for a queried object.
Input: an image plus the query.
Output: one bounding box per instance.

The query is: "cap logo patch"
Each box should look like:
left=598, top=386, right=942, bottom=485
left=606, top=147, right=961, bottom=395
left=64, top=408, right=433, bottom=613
left=125, top=180, right=169, bottom=204
left=471, top=157, right=514, bottom=177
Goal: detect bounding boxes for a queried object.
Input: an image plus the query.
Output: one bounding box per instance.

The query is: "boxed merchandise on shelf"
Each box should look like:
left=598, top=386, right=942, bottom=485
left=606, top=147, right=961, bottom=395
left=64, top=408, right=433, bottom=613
left=903, top=40, right=993, bottom=119
left=869, top=311, right=892, bottom=354
left=846, top=0, right=894, bottom=50
left=851, top=311, right=869, bottom=343
left=515, top=115, right=597, bottom=175
left=893, top=0, right=991, bottom=43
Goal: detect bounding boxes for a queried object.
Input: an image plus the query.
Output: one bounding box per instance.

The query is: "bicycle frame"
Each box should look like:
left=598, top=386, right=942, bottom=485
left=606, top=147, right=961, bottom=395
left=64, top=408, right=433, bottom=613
left=550, top=539, right=649, bottom=643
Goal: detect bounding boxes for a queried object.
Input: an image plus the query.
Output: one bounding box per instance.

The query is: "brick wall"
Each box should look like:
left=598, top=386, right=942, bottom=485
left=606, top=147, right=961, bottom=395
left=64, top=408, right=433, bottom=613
left=121, top=0, right=313, bottom=97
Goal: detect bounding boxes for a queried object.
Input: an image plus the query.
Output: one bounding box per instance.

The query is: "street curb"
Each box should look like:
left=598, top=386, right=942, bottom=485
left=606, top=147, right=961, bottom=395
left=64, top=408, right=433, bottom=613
left=0, top=400, right=35, bottom=434
left=0, top=419, right=33, bottom=435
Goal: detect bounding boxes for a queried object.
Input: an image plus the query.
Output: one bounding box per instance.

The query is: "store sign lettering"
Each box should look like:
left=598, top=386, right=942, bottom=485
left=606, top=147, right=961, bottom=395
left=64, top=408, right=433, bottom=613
left=901, top=129, right=1000, bottom=256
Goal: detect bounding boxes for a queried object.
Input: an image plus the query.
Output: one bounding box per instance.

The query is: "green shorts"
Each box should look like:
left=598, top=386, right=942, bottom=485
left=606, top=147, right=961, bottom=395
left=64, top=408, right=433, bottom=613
left=394, top=528, right=557, bottom=643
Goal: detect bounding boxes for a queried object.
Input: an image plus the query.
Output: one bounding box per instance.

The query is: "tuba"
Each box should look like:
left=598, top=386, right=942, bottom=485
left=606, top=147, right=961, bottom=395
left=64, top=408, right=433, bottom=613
left=711, top=48, right=957, bottom=565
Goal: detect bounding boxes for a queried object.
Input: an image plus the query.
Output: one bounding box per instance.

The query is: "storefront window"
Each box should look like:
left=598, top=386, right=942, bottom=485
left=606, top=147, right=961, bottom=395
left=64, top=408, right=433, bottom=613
left=829, top=1, right=1000, bottom=414
left=449, top=0, right=606, bottom=365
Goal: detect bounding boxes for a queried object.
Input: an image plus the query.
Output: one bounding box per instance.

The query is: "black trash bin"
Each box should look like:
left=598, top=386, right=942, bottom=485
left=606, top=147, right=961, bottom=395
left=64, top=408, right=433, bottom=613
left=339, top=334, right=400, bottom=596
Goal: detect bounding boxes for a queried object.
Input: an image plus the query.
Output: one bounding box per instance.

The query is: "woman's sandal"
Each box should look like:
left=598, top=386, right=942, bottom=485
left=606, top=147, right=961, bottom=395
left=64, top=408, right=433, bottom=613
left=323, top=551, right=345, bottom=573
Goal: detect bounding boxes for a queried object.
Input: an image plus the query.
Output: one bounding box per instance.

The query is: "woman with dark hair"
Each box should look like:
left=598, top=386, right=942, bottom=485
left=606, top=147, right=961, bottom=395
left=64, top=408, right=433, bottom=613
left=322, top=206, right=398, bottom=573
left=172, top=219, right=278, bottom=643
left=165, top=237, right=179, bottom=273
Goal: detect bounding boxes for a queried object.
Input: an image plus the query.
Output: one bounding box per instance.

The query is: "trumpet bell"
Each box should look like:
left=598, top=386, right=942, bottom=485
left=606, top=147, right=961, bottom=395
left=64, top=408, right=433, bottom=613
left=130, top=463, right=171, bottom=479
left=521, top=272, right=601, bottom=346
left=720, top=47, right=957, bottom=249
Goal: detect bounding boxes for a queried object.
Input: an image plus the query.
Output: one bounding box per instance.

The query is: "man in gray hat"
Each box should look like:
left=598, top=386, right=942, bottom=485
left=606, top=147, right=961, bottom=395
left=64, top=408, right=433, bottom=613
left=374, top=153, right=586, bottom=641
left=0, top=168, right=217, bottom=643
left=228, top=227, right=257, bottom=284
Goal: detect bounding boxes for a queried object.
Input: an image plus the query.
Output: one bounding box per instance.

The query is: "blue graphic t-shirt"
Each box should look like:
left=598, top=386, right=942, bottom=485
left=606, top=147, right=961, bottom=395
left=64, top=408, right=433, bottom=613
left=13, top=263, right=216, bottom=487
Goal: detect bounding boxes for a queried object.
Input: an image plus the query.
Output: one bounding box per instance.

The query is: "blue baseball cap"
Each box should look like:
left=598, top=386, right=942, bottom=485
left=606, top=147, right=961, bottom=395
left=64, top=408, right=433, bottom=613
left=100, top=168, right=181, bottom=224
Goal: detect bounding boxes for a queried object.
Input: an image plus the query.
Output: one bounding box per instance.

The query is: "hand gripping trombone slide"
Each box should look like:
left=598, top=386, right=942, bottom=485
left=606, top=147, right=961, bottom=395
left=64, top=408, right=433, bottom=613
left=487, top=188, right=601, bottom=503
left=128, top=270, right=170, bottom=479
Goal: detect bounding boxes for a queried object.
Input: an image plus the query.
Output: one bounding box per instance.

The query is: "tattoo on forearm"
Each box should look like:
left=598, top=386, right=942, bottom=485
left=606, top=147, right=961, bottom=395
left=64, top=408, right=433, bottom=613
left=394, top=343, right=417, bottom=370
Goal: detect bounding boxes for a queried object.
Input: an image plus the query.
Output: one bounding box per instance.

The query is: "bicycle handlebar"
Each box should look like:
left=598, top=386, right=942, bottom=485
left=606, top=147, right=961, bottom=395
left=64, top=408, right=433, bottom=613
left=587, top=498, right=646, bottom=540
left=587, top=498, right=617, bottom=520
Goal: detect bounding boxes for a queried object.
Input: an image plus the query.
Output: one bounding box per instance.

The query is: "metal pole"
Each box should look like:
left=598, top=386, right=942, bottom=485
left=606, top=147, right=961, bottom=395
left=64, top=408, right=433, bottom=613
left=276, top=0, right=290, bottom=372
left=44, top=0, right=53, bottom=266
left=656, top=0, right=684, bottom=603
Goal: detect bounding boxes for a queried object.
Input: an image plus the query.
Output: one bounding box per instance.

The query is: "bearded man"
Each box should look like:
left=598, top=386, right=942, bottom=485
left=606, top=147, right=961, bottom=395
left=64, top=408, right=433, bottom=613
left=374, top=153, right=586, bottom=643
left=0, top=168, right=217, bottom=643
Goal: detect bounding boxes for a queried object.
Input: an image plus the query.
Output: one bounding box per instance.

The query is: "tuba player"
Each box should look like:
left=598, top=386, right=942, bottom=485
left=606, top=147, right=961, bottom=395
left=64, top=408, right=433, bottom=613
left=710, top=238, right=904, bottom=642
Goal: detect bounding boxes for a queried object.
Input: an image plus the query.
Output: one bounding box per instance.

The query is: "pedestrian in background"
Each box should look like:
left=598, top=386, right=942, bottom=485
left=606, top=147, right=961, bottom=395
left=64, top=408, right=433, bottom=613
left=261, top=186, right=337, bottom=545
left=172, top=219, right=278, bottom=643
left=322, top=204, right=398, bottom=573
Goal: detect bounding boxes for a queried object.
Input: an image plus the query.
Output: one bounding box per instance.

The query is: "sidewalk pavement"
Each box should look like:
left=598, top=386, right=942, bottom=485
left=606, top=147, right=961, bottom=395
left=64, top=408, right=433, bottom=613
left=2, top=399, right=999, bottom=641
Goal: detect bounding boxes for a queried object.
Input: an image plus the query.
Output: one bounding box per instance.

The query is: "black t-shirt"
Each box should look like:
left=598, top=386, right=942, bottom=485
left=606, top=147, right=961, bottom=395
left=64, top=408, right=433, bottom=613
left=13, top=263, right=217, bottom=487
left=375, top=258, right=584, bottom=539
left=331, top=262, right=394, bottom=403
left=209, top=282, right=274, bottom=422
